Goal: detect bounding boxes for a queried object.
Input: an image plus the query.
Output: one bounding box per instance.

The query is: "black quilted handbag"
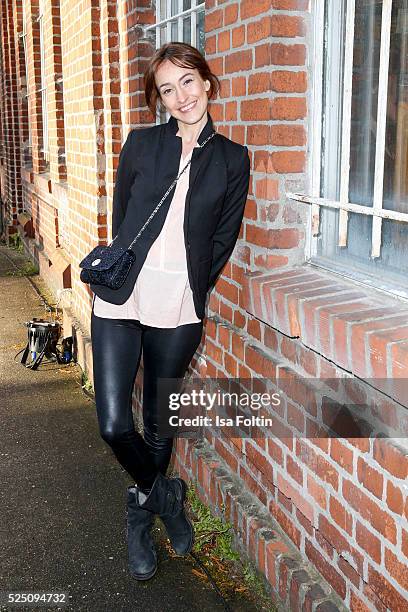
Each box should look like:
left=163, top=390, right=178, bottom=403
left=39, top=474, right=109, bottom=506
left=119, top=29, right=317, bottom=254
left=79, top=131, right=216, bottom=290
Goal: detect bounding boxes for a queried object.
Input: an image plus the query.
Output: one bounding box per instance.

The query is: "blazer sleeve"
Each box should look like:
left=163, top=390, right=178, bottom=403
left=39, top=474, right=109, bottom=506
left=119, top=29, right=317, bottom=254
left=208, top=145, right=250, bottom=290
left=111, top=129, right=138, bottom=239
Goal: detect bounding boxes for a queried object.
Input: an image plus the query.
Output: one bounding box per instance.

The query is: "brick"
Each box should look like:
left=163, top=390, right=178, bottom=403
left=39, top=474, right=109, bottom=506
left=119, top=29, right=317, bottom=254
left=289, top=569, right=310, bottom=611
left=270, top=124, right=306, bottom=146
left=270, top=42, right=306, bottom=65
left=386, top=480, right=404, bottom=515
left=287, top=402, right=305, bottom=434
left=247, top=123, right=272, bottom=146
left=350, top=315, right=408, bottom=376
left=230, top=75, right=246, bottom=98
left=265, top=538, right=291, bottom=589
left=271, top=15, right=305, bottom=37
left=252, top=42, right=270, bottom=69
left=269, top=499, right=301, bottom=547
left=205, top=8, right=223, bottom=32
left=403, top=529, right=408, bottom=558
left=225, top=3, right=239, bottom=26
left=318, top=515, right=363, bottom=574
left=286, top=454, right=304, bottom=484
left=391, top=340, right=408, bottom=382
left=248, top=72, right=271, bottom=96
left=271, top=150, right=305, bottom=173
left=363, top=584, right=388, bottom=612
left=205, top=338, right=223, bottom=365
left=217, top=30, right=230, bottom=52
left=263, top=227, right=302, bottom=249
left=205, top=34, right=216, bottom=55
left=316, top=602, right=342, bottom=612
left=241, top=98, right=271, bottom=121
left=355, top=521, right=381, bottom=564
left=306, top=296, right=367, bottom=349
left=231, top=25, right=245, bottom=48
left=255, top=176, right=280, bottom=201
left=278, top=490, right=293, bottom=512
left=343, top=479, right=396, bottom=544
left=302, top=583, right=327, bottom=612
left=384, top=548, right=408, bottom=591
left=271, top=70, right=307, bottom=92
left=330, top=438, right=353, bottom=474
left=349, top=591, right=372, bottom=612
left=241, top=0, right=270, bottom=20
left=271, top=0, right=309, bottom=8
left=296, top=440, right=339, bottom=491
left=247, top=16, right=271, bottom=44
left=267, top=438, right=284, bottom=465
left=271, top=96, right=307, bottom=120
left=279, top=556, right=299, bottom=601
left=305, top=540, right=346, bottom=599
left=373, top=437, right=408, bottom=480
left=277, top=472, right=314, bottom=524
left=357, top=456, right=384, bottom=500
left=214, top=438, right=238, bottom=472
left=245, top=441, right=273, bottom=484
left=245, top=343, right=276, bottom=377
left=225, top=49, right=253, bottom=74
left=297, top=508, right=314, bottom=536
left=338, top=556, right=360, bottom=589
left=369, top=326, right=408, bottom=378
left=248, top=518, right=264, bottom=563
left=368, top=565, right=408, bottom=611
left=307, top=474, right=327, bottom=510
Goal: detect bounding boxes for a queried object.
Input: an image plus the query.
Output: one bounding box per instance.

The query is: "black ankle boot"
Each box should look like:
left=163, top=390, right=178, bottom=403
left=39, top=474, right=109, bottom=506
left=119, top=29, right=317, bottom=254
left=126, top=485, right=157, bottom=580
left=135, top=472, right=194, bottom=556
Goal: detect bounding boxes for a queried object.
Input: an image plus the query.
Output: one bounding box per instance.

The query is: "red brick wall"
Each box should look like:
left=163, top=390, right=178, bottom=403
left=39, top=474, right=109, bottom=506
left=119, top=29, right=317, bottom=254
left=1, top=1, right=407, bottom=610
left=0, top=0, right=23, bottom=228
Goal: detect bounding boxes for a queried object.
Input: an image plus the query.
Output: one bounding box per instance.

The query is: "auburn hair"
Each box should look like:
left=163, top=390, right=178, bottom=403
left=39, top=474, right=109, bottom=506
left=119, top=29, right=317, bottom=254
left=144, top=42, right=220, bottom=117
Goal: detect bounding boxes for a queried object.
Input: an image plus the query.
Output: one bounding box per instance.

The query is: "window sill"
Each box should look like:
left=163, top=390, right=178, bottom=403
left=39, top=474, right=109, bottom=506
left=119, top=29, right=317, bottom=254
left=242, top=264, right=408, bottom=406
left=21, top=169, right=68, bottom=199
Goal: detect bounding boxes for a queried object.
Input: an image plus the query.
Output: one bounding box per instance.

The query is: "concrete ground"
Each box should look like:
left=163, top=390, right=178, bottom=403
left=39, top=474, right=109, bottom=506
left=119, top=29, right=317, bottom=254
left=0, top=242, right=266, bottom=612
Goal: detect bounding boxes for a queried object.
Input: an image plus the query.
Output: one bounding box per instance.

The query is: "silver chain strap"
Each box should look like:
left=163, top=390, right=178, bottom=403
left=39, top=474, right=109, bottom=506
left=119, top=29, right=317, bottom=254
left=109, top=131, right=217, bottom=250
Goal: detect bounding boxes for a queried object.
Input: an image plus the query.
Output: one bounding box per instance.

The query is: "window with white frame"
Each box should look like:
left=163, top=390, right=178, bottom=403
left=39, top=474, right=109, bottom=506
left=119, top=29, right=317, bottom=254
left=37, top=0, right=49, bottom=164
left=288, top=0, right=408, bottom=298
left=143, top=0, right=206, bottom=124
left=20, top=0, right=32, bottom=164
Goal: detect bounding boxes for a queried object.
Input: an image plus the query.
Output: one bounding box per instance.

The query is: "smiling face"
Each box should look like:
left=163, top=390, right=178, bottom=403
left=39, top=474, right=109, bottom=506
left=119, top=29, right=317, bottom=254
left=155, top=59, right=211, bottom=126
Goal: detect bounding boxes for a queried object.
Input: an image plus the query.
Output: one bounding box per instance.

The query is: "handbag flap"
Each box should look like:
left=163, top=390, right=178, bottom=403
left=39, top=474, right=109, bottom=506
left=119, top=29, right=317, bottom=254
left=79, top=244, right=127, bottom=272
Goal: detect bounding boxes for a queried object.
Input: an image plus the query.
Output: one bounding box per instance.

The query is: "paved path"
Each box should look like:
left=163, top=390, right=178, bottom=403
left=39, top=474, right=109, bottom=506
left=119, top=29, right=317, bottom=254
left=0, top=243, right=265, bottom=612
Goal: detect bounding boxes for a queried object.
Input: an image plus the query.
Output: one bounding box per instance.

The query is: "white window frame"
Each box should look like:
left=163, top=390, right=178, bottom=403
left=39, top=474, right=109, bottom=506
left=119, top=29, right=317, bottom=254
left=19, top=1, right=32, bottom=160
left=141, top=0, right=205, bottom=126
left=287, top=0, right=408, bottom=298
left=37, top=0, right=49, bottom=163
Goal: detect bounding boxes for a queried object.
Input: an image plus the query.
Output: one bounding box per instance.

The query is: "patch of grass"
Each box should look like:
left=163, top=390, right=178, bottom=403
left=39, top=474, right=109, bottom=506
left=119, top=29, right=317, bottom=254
left=9, top=233, right=24, bottom=253
left=183, top=481, right=277, bottom=612
left=81, top=371, right=94, bottom=395
left=6, top=260, right=39, bottom=277
left=242, top=562, right=275, bottom=604
left=187, top=484, right=239, bottom=561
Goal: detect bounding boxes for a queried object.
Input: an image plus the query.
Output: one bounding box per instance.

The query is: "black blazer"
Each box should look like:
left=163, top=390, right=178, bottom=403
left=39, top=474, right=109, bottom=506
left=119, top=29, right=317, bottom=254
left=90, top=111, right=250, bottom=320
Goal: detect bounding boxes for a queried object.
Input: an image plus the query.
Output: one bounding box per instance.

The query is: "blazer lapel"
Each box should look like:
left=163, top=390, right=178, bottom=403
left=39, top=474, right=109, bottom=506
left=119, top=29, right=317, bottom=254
left=161, top=110, right=217, bottom=195
left=187, top=137, right=215, bottom=196
left=153, top=123, right=183, bottom=202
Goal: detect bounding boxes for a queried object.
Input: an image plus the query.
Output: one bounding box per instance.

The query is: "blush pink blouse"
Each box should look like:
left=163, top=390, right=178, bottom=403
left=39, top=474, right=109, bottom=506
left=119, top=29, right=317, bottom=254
left=92, top=134, right=202, bottom=328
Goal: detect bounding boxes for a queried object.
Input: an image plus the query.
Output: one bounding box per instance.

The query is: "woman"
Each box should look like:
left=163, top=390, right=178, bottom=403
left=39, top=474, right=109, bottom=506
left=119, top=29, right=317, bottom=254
left=89, top=42, right=250, bottom=581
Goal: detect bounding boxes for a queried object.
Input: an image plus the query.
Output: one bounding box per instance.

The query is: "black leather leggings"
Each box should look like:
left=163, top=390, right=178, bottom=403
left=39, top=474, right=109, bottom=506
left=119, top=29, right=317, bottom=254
left=90, top=307, right=203, bottom=490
